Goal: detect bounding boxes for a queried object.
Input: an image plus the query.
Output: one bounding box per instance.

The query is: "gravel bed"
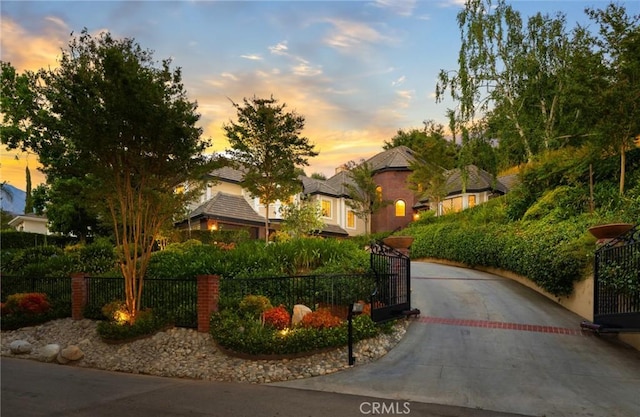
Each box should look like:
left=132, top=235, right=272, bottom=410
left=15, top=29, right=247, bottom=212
left=1, top=318, right=409, bottom=383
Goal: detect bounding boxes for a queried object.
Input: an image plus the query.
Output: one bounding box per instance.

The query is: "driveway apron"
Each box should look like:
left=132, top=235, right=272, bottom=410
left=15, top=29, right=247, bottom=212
left=273, top=261, right=640, bottom=417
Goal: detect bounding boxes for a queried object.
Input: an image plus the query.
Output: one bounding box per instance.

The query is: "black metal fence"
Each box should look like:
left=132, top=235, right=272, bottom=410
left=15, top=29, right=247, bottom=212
left=83, top=277, right=198, bottom=328
left=2, top=271, right=383, bottom=328
left=369, top=241, right=411, bottom=322
left=593, top=225, right=640, bottom=331
left=0, top=275, right=72, bottom=317
left=220, top=273, right=377, bottom=315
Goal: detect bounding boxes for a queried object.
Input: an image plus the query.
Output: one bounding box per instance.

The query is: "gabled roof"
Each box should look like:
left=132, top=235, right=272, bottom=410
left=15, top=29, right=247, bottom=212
left=8, top=213, right=48, bottom=227
left=365, top=145, right=416, bottom=173
left=300, top=175, right=342, bottom=197
left=444, top=165, right=508, bottom=196
left=325, top=170, right=354, bottom=196
left=208, top=165, right=245, bottom=184
left=190, top=192, right=265, bottom=224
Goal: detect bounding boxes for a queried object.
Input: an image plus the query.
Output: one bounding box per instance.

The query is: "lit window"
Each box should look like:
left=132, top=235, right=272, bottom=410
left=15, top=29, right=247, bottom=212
left=468, top=195, right=476, bottom=208
left=347, top=210, right=355, bottom=228
left=395, top=200, right=406, bottom=217
left=321, top=200, right=332, bottom=218
left=376, top=186, right=383, bottom=202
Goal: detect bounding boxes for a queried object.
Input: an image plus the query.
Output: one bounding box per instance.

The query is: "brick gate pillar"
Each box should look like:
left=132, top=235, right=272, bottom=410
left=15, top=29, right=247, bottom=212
left=71, top=273, right=87, bottom=320
left=197, top=274, right=220, bottom=333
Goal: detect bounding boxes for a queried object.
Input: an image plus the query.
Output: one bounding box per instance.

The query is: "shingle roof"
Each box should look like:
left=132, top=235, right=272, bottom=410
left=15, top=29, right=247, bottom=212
left=321, top=223, right=349, bottom=236
left=207, top=165, right=245, bottom=184
left=190, top=192, right=265, bottom=224
left=300, top=175, right=342, bottom=197
left=444, top=165, right=508, bottom=195
left=325, top=170, right=355, bottom=196
left=365, top=145, right=416, bottom=172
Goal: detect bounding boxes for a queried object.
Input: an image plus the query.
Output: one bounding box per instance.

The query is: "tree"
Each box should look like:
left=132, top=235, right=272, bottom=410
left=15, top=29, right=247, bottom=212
left=436, top=0, right=577, bottom=165
left=1, top=30, right=217, bottom=323
left=279, top=197, right=324, bottom=239
left=24, top=165, right=33, bottom=214
left=342, top=160, right=390, bottom=235
left=224, top=96, right=318, bottom=242
left=586, top=4, right=640, bottom=194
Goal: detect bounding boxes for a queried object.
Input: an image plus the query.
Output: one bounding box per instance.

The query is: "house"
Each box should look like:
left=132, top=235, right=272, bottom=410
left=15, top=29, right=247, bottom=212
left=435, top=165, right=510, bottom=215
left=176, top=165, right=367, bottom=239
left=365, top=146, right=419, bottom=233
left=178, top=147, right=513, bottom=238
left=8, top=213, right=50, bottom=235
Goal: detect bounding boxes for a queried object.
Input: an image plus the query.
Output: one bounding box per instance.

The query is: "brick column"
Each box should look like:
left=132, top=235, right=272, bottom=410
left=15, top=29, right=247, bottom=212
left=71, top=273, right=87, bottom=320
left=197, top=274, right=220, bottom=333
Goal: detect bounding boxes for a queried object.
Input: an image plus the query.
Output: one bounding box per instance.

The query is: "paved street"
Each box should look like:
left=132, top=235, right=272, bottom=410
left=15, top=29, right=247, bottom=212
left=274, top=262, right=640, bottom=417
left=1, top=357, right=525, bottom=417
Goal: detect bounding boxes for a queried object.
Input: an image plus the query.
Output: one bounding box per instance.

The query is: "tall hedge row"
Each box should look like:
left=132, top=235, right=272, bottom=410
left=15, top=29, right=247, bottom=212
left=408, top=213, right=597, bottom=297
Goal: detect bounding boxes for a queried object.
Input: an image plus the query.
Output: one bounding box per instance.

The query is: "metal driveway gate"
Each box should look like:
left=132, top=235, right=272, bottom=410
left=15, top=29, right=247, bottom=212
left=369, top=241, right=419, bottom=322
left=586, top=225, right=640, bottom=332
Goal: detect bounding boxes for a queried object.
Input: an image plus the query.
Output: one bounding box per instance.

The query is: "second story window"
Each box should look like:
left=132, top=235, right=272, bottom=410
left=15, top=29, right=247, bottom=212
left=395, top=200, right=406, bottom=217
left=376, top=186, right=383, bottom=202
left=347, top=210, right=355, bottom=228
left=321, top=199, right=332, bottom=218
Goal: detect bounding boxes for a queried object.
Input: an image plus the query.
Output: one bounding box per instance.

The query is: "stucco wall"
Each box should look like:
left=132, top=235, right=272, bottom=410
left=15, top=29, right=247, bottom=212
left=419, top=257, right=639, bottom=351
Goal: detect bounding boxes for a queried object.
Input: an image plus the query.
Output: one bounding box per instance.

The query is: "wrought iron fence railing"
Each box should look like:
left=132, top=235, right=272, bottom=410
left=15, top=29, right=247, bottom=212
left=592, top=225, right=640, bottom=331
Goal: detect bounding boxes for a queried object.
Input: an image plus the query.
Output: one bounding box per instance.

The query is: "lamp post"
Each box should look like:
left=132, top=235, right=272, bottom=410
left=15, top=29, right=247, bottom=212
left=348, top=302, right=364, bottom=366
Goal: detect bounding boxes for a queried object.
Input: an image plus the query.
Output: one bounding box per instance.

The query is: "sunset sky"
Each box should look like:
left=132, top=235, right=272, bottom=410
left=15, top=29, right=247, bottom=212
left=1, top=0, right=633, bottom=190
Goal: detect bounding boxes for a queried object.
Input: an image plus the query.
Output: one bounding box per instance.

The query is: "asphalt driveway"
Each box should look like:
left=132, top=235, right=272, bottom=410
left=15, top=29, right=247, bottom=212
left=273, top=262, right=640, bottom=417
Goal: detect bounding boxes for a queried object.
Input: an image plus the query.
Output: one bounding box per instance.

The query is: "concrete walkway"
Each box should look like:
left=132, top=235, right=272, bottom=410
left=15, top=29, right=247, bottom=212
left=273, top=262, right=640, bottom=417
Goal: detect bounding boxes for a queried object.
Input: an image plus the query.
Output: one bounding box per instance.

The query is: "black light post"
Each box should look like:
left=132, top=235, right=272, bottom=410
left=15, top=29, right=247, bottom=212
left=348, top=302, right=364, bottom=366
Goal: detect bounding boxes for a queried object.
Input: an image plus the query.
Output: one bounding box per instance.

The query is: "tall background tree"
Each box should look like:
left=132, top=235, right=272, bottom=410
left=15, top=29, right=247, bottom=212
left=586, top=4, right=640, bottom=194
left=24, top=165, right=33, bottom=214
left=342, top=160, right=390, bottom=235
left=436, top=0, right=639, bottom=197
left=224, top=96, right=318, bottom=242
left=0, top=30, right=218, bottom=323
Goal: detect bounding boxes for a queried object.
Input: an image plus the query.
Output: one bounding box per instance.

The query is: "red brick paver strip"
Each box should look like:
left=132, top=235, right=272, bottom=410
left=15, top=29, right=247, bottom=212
left=417, top=316, right=591, bottom=336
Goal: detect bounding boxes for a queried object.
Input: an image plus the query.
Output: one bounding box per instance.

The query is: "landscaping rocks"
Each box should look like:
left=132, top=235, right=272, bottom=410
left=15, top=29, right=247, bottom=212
left=39, top=344, right=61, bottom=362
left=1, top=318, right=409, bottom=383
left=292, top=304, right=312, bottom=325
left=9, top=340, right=32, bottom=354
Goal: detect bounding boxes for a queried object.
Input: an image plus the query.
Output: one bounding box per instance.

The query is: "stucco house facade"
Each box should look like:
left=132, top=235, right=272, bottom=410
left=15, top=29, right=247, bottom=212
left=8, top=213, right=51, bottom=235
left=178, top=146, right=514, bottom=238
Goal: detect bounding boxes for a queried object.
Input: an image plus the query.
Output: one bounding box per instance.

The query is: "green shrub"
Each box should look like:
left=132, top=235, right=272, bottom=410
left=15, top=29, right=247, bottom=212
left=96, top=308, right=168, bottom=341
left=210, top=309, right=384, bottom=355
left=238, top=295, right=272, bottom=319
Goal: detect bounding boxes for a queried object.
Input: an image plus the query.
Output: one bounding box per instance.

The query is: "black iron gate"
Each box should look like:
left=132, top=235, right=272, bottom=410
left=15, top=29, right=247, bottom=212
left=369, top=241, right=419, bottom=322
left=585, top=225, right=640, bottom=332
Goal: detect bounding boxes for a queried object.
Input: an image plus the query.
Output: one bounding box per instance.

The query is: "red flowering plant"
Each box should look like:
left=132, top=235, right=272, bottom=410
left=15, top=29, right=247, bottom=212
left=1, top=293, right=53, bottom=330
left=299, top=308, right=343, bottom=329
left=262, top=305, right=291, bottom=330
left=3, top=293, right=51, bottom=315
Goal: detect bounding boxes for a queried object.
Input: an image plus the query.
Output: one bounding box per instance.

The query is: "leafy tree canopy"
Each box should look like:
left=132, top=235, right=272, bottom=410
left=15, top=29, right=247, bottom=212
left=224, top=95, right=318, bottom=241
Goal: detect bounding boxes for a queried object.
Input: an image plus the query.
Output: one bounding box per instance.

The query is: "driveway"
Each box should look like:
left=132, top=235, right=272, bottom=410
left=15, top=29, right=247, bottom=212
left=274, top=262, right=640, bottom=417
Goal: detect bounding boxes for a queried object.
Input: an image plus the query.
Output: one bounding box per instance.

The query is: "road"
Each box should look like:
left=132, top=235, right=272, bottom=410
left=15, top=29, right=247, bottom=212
left=1, top=357, right=525, bottom=417
left=274, top=262, right=640, bottom=417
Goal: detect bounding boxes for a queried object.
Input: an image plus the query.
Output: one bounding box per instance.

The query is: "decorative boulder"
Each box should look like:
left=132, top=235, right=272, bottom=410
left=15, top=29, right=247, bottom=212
left=57, top=345, right=84, bottom=364
left=9, top=340, right=33, bottom=354
left=39, top=344, right=61, bottom=362
left=292, top=304, right=312, bottom=326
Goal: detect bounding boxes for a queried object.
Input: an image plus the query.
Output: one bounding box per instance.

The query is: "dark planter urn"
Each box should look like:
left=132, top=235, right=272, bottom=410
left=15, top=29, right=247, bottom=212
left=587, top=223, right=634, bottom=240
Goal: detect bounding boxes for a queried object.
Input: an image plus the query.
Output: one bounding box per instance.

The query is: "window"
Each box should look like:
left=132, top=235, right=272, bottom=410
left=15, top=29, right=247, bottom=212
left=468, top=195, right=476, bottom=208
left=395, top=200, right=406, bottom=217
left=376, top=186, right=383, bottom=202
left=347, top=210, right=356, bottom=228
left=321, top=199, right=332, bottom=218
